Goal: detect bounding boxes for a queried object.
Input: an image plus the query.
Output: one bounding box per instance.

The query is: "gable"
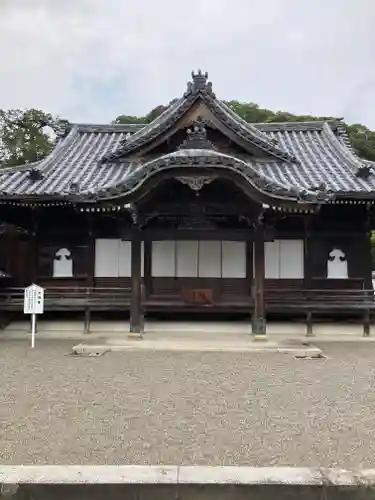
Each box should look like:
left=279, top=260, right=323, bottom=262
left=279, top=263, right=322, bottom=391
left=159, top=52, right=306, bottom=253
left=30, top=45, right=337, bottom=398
left=102, top=71, right=295, bottom=164
left=120, top=100, right=288, bottom=161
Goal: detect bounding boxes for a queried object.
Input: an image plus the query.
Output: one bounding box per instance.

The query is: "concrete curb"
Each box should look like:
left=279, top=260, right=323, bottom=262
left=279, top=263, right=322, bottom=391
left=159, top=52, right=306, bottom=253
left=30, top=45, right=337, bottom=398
left=0, top=466, right=374, bottom=486
left=71, top=342, right=325, bottom=355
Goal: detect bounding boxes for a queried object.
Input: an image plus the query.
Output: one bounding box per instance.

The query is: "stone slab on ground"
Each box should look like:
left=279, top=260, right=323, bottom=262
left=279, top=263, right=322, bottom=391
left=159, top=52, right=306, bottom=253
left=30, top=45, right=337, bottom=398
left=0, top=465, right=373, bottom=485
left=4, top=467, right=375, bottom=500
left=71, top=338, right=324, bottom=356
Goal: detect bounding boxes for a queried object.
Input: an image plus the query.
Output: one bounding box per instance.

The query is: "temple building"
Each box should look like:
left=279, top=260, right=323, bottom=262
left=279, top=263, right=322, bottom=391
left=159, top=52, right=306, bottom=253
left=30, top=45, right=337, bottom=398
left=0, top=70, right=374, bottom=336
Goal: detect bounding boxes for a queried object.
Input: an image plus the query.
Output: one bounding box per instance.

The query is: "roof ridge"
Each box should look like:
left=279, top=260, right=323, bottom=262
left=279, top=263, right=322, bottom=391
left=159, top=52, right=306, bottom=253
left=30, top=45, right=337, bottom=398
left=213, top=99, right=293, bottom=156
left=255, top=120, right=343, bottom=132
left=322, top=122, right=364, bottom=170
left=115, top=98, right=186, bottom=144
left=0, top=160, right=42, bottom=174
left=67, top=118, right=351, bottom=138
left=75, top=123, right=144, bottom=133
left=0, top=126, right=79, bottom=176
left=35, top=125, right=80, bottom=173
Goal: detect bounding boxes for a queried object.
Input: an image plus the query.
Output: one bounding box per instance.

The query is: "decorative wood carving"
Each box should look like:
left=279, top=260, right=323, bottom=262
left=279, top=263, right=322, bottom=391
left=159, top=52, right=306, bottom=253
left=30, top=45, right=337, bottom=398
left=177, top=176, right=216, bottom=191
left=177, top=216, right=219, bottom=230
left=178, top=116, right=215, bottom=150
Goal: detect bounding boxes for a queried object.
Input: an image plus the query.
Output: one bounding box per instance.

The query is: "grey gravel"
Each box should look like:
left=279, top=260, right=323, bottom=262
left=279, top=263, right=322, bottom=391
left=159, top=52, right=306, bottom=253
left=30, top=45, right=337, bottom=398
left=0, top=340, right=374, bottom=467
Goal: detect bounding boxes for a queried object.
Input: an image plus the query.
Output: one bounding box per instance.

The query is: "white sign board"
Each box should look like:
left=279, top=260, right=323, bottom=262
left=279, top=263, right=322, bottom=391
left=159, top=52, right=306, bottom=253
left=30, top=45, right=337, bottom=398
left=24, top=284, right=44, bottom=315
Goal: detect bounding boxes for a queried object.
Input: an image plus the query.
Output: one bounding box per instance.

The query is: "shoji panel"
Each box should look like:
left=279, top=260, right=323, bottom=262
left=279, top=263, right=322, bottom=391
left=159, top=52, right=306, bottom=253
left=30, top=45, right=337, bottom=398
left=152, top=241, right=176, bottom=277
left=176, top=241, right=198, bottom=277
left=222, top=241, right=246, bottom=278
left=118, top=240, right=144, bottom=277
left=264, top=241, right=279, bottom=279
left=94, top=239, right=119, bottom=277
left=279, top=240, right=304, bottom=279
left=198, top=240, right=221, bottom=277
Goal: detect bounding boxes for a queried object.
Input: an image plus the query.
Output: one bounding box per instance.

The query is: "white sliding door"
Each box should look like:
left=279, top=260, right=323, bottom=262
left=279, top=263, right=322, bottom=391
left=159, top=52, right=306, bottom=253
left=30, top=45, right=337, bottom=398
left=222, top=241, right=246, bottom=278
left=95, top=239, right=144, bottom=277
left=150, top=240, right=248, bottom=279
left=198, top=241, right=221, bottom=277
left=265, top=241, right=279, bottom=279
left=152, top=241, right=176, bottom=277
left=118, top=240, right=131, bottom=277
left=263, top=239, right=304, bottom=279
left=279, top=240, right=304, bottom=279
left=176, top=241, right=198, bottom=277
left=95, top=239, right=120, bottom=277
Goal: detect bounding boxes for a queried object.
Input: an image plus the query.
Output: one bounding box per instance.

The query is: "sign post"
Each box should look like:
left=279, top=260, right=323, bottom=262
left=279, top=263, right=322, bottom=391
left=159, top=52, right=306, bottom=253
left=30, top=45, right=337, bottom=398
left=23, top=284, right=44, bottom=348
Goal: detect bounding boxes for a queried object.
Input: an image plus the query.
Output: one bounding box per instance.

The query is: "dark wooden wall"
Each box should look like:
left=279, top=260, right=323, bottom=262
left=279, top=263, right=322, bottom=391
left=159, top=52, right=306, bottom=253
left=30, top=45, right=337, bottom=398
left=0, top=196, right=372, bottom=292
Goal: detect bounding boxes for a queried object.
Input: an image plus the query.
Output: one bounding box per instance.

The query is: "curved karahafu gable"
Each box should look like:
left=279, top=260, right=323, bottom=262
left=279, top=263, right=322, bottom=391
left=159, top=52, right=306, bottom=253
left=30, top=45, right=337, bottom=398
left=78, top=149, right=324, bottom=204
left=101, top=70, right=297, bottom=164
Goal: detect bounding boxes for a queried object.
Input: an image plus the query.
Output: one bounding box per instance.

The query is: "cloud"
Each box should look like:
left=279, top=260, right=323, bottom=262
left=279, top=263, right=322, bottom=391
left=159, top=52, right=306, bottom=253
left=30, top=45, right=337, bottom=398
left=0, top=0, right=374, bottom=127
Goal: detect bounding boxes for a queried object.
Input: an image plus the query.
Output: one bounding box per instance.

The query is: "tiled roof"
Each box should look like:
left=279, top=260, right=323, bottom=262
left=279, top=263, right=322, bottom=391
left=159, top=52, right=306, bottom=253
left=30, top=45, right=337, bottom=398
left=0, top=120, right=373, bottom=201
left=0, top=69, right=373, bottom=202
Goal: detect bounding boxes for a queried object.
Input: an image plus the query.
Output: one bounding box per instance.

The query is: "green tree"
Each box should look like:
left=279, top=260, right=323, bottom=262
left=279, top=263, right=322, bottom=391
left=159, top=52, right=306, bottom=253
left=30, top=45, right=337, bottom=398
left=113, top=115, right=145, bottom=125
left=346, top=124, right=375, bottom=162
left=0, top=109, right=66, bottom=168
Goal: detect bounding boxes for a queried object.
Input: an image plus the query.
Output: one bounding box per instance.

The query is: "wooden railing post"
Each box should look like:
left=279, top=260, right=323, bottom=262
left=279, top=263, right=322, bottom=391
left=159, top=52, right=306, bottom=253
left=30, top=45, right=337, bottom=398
left=363, top=289, right=371, bottom=337
left=140, top=284, right=145, bottom=333
left=363, top=309, right=370, bottom=337
left=84, top=288, right=91, bottom=334
left=306, top=311, right=313, bottom=337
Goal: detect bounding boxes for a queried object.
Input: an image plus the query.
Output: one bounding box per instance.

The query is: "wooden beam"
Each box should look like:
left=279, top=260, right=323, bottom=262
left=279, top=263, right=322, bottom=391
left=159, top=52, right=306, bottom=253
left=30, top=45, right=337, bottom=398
left=252, top=221, right=266, bottom=337
left=142, top=229, right=253, bottom=241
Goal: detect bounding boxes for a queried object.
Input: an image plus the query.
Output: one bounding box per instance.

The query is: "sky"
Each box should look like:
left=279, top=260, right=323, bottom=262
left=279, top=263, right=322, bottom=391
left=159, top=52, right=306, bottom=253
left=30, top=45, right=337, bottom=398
left=0, top=0, right=374, bottom=128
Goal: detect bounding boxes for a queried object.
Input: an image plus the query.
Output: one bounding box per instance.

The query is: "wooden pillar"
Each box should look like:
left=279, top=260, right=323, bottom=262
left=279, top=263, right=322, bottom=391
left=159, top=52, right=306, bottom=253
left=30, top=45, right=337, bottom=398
left=246, top=239, right=253, bottom=312
left=84, top=215, right=95, bottom=334
left=143, top=238, right=152, bottom=299
left=252, top=221, right=266, bottom=338
left=4, top=227, right=14, bottom=277
left=30, top=210, right=38, bottom=285
left=363, top=208, right=372, bottom=337
left=129, top=227, right=143, bottom=337
left=364, top=209, right=373, bottom=290
left=303, top=216, right=312, bottom=289
left=304, top=216, right=314, bottom=336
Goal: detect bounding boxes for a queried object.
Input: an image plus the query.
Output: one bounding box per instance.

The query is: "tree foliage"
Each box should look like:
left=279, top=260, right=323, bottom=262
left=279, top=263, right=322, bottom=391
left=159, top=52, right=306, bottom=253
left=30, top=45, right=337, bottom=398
left=0, top=109, right=65, bottom=168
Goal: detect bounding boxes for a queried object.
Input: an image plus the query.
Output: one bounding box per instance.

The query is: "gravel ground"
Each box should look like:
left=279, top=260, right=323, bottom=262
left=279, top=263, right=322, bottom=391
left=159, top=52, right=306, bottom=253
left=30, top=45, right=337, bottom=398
left=0, top=340, right=375, bottom=467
